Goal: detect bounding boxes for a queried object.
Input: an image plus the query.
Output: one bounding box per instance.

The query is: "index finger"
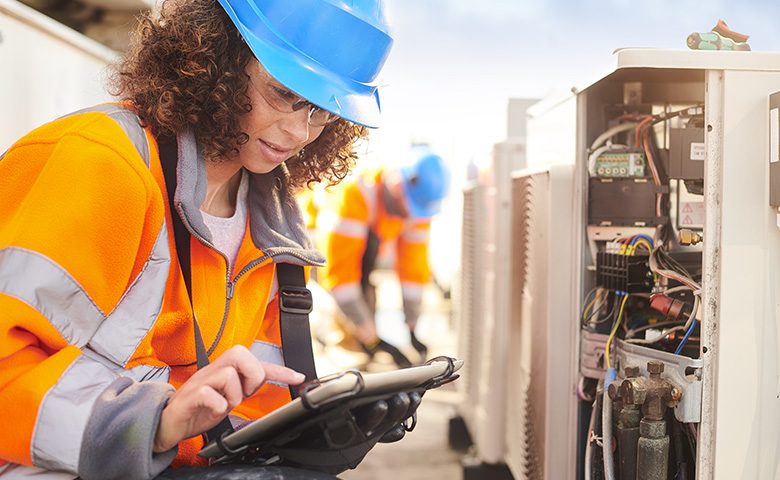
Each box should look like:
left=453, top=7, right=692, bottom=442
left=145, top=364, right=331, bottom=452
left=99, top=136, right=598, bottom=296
left=261, top=361, right=307, bottom=387
left=212, top=346, right=269, bottom=397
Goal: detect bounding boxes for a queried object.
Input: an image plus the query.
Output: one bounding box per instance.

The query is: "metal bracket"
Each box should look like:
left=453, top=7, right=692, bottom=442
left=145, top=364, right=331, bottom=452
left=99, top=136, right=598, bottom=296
left=614, top=338, right=703, bottom=423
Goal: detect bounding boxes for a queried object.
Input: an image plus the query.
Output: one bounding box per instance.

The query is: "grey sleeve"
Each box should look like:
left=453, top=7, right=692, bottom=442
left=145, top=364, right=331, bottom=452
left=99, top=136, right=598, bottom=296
left=336, top=296, right=374, bottom=327
left=78, top=377, right=177, bottom=480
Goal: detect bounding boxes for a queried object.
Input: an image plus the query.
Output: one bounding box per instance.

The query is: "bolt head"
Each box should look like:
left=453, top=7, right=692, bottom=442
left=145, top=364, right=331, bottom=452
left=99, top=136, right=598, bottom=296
left=608, top=383, right=619, bottom=400
left=647, top=361, right=664, bottom=375
left=625, top=366, right=640, bottom=378
left=670, top=386, right=682, bottom=402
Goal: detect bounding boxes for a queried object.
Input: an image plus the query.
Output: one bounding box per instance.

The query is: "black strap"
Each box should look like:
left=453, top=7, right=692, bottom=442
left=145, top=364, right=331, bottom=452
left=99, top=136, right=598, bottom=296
left=277, top=262, right=318, bottom=399
left=158, top=135, right=234, bottom=441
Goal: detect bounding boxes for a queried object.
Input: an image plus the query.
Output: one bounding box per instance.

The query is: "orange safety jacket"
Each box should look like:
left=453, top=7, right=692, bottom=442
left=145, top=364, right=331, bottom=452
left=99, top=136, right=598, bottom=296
left=315, top=168, right=431, bottom=324
left=0, top=104, right=323, bottom=479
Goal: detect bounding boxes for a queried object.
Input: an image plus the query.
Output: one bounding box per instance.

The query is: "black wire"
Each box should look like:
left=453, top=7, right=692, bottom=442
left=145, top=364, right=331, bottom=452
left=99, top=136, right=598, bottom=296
left=579, top=286, right=601, bottom=325
left=587, top=291, right=619, bottom=326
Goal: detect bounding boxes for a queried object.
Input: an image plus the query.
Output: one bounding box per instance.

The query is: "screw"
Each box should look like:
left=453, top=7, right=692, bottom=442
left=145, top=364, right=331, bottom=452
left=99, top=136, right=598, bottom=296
left=625, top=366, right=640, bottom=378
left=647, top=361, right=664, bottom=376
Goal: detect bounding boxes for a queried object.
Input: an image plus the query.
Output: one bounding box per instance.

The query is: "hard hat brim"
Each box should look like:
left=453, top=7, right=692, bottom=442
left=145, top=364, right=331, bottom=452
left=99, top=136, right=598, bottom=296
left=403, top=188, right=442, bottom=219
left=218, top=0, right=385, bottom=128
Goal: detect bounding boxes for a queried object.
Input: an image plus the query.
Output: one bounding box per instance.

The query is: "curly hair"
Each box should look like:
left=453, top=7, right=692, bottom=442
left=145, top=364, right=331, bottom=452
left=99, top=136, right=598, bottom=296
left=111, top=0, right=367, bottom=189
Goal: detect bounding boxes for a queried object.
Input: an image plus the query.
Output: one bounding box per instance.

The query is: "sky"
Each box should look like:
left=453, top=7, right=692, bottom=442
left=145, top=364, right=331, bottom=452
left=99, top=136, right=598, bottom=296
left=366, top=0, right=780, bottom=172
left=368, top=0, right=780, bottom=284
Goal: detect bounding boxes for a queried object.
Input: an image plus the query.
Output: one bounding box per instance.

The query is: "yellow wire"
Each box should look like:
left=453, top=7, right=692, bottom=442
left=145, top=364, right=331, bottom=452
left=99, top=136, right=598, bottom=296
left=582, top=288, right=604, bottom=322
left=633, top=239, right=652, bottom=254
left=605, top=294, right=630, bottom=370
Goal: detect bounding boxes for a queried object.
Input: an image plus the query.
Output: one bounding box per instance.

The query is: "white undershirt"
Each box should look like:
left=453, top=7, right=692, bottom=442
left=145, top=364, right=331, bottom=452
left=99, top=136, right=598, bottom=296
left=201, top=172, right=248, bottom=272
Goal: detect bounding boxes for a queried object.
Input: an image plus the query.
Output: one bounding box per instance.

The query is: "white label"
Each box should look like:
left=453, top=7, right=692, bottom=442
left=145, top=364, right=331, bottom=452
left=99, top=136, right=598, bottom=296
left=690, top=142, right=705, bottom=161
left=771, top=108, right=779, bottom=164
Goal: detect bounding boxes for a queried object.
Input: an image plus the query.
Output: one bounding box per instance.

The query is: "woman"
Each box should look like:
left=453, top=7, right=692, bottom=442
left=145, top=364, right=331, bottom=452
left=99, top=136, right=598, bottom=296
left=0, top=0, right=413, bottom=479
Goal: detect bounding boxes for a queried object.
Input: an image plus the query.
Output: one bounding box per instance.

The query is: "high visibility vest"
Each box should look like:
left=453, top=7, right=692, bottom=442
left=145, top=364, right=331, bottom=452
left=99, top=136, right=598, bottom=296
left=315, top=168, right=431, bottom=305
left=0, top=104, right=323, bottom=476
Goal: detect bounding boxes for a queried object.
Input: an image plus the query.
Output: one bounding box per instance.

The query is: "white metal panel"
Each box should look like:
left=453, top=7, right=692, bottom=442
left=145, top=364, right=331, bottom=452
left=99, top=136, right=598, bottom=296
left=505, top=165, right=578, bottom=480
left=704, top=69, right=780, bottom=480
left=526, top=90, right=577, bottom=170
left=470, top=142, right=516, bottom=463
left=456, top=184, right=485, bottom=433
left=615, top=48, right=780, bottom=73
left=0, top=0, right=116, bottom=150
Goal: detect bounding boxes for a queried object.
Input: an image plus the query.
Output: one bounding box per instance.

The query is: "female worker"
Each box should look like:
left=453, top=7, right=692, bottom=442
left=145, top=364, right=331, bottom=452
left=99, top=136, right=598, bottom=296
left=0, top=0, right=415, bottom=479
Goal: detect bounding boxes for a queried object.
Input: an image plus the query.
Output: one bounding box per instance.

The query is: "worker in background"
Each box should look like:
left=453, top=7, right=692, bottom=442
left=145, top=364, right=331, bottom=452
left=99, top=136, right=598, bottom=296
left=0, top=1, right=419, bottom=479
left=315, top=145, right=450, bottom=367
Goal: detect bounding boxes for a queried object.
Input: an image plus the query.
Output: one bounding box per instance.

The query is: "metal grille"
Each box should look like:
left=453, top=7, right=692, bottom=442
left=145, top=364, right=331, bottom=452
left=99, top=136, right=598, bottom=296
left=457, top=185, right=485, bottom=416
left=507, top=173, right=545, bottom=480
left=505, top=165, right=578, bottom=480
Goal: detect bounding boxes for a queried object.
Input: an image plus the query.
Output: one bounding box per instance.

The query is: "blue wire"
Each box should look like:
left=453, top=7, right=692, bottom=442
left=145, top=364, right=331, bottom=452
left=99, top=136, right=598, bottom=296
left=674, top=318, right=698, bottom=355
left=629, top=234, right=655, bottom=247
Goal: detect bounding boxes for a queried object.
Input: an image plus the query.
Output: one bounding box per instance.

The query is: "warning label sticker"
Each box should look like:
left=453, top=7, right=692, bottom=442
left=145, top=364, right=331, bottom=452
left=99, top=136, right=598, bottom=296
left=690, top=143, right=705, bottom=161
left=680, top=202, right=705, bottom=226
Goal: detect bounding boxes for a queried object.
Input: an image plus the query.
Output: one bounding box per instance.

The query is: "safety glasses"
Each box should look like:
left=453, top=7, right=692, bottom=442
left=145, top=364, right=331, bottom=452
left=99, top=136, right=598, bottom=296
left=251, top=64, right=340, bottom=127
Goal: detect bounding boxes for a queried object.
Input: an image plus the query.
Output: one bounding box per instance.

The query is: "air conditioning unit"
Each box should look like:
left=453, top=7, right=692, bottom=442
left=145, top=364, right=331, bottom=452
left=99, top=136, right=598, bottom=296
left=455, top=140, right=525, bottom=466
left=505, top=165, right=578, bottom=479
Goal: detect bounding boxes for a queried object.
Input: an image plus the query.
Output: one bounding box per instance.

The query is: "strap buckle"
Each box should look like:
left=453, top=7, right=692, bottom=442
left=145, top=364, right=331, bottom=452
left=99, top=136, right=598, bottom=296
left=279, top=286, right=313, bottom=315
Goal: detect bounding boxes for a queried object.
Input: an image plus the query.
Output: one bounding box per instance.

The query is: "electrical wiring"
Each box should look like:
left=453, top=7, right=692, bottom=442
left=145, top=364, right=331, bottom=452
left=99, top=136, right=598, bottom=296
left=629, top=234, right=655, bottom=246
left=624, top=320, right=685, bottom=340
left=659, top=249, right=694, bottom=279
left=605, top=293, right=629, bottom=370
left=590, top=122, right=639, bottom=152
left=675, top=294, right=700, bottom=354
left=587, top=292, right=619, bottom=326
left=674, top=319, right=698, bottom=355
left=578, top=376, right=595, bottom=402
left=662, top=285, right=694, bottom=296
left=650, top=246, right=701, bottom=291
left=629, top=239, right=653, bottom=255
left=627, top=294, right=700, bottom=346
left=584, top=393, right=602, bottom=480
left=581, top=287, right=604, bottom=323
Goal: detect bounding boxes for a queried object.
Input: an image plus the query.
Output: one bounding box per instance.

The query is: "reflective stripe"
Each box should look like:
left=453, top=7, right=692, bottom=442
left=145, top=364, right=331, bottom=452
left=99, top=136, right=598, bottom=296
left=89, top=224, right=171, bottom=365
left=249, top=340, right=284, bottom=365
left=401, top=282, right=424, bottom=302
left=81, top=348, right=170, bottom=383
left=401, top=227, right=429, bottom=244
left=330, top=282, right=362, bottom=303
left=0, top=247, right=105, bottom=346
left=65, top=104, right=150, bottom=167
left=32, top=355, right=118, bottom=472
left=0, top=463, right=76, bottom=479
left=249, top=340, right=286, bottom=387
left=316, top=210, right=368, bottom=239
left=332, top=218, right=368, bottom=238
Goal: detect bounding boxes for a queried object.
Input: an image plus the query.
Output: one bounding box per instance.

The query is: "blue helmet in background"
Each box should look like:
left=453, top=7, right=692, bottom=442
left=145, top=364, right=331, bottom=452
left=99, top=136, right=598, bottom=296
left=217, top=0, right=393, bottom=128
left=400, top=146, right=450, bottom=219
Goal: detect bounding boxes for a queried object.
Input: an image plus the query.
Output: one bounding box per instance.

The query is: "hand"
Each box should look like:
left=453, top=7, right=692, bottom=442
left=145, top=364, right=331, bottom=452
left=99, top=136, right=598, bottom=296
left=354, top=391, right=422, bottom=443
left=272, top=391, right=423, bottom=474
left=153, top=345, right=305, bottom=453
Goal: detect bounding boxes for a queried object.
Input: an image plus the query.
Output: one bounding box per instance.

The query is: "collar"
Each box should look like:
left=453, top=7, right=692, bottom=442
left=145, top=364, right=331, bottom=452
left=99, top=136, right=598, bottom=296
left=173, top=129, right=324, bottom=267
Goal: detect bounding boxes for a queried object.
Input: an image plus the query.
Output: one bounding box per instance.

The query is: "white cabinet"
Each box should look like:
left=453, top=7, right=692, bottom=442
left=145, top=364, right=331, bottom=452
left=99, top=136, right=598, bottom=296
left=0, top=0, right=115, bottom=150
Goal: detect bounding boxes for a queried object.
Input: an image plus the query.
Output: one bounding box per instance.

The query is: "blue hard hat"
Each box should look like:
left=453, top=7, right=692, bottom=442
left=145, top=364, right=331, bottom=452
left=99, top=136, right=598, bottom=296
left=217, top=0, right=393, bottom=128
left=400, top=146, right=450, bottom=219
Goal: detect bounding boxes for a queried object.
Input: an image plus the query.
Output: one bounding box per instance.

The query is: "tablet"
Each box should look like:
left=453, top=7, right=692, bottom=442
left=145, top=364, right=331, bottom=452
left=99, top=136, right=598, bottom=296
left=199, top=358, right=463, bottom=459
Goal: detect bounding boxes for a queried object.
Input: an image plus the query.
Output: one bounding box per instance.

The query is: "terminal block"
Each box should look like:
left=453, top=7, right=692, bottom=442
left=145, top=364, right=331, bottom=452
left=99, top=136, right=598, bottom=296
left=596, top=251, right=653, bottom=293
